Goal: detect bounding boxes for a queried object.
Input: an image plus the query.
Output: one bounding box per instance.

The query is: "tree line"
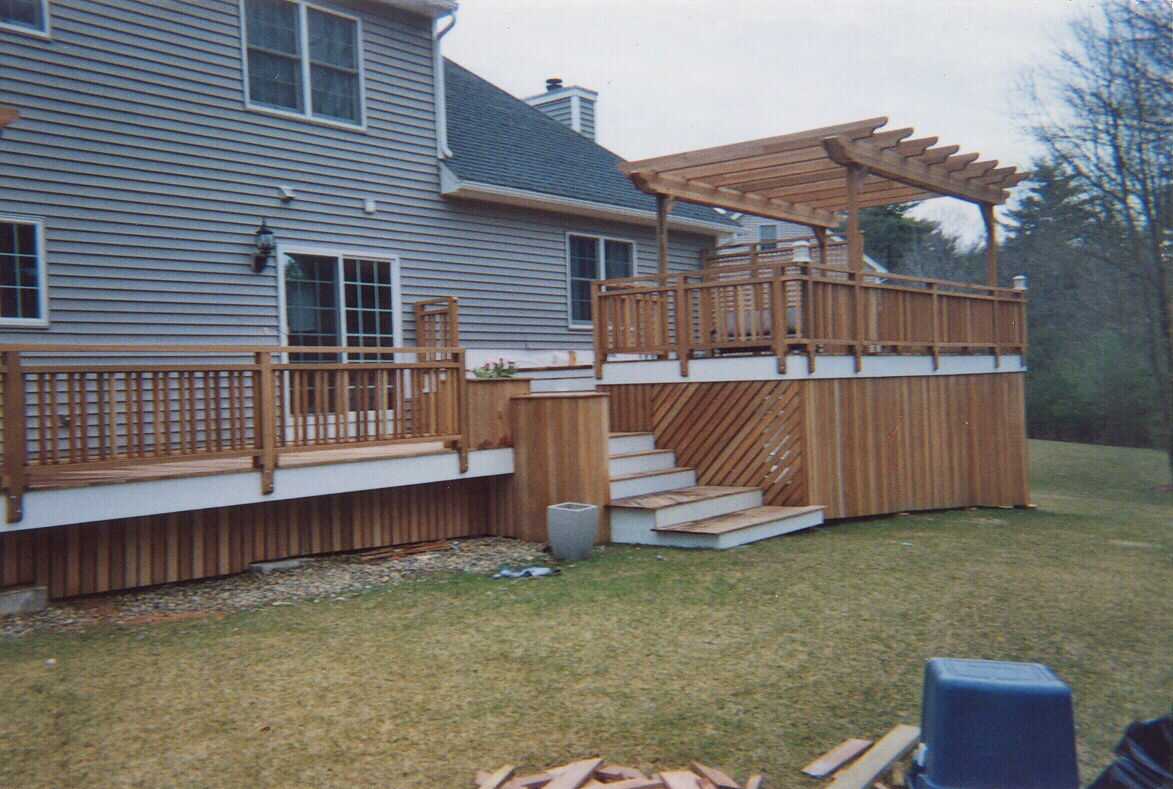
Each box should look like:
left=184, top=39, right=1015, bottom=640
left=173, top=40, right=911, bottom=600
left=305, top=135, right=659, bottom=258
left=852, top=0, right=1171, bottom=477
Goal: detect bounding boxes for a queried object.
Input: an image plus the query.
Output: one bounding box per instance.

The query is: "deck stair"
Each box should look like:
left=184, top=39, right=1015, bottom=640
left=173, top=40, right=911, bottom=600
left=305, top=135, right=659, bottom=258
left=607, top=432, right=823, bottom=549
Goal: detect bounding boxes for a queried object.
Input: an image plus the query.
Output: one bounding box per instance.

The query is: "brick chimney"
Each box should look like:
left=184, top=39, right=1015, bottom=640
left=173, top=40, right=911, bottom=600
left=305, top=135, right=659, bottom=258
left=524, top=77, right=598, bottom=141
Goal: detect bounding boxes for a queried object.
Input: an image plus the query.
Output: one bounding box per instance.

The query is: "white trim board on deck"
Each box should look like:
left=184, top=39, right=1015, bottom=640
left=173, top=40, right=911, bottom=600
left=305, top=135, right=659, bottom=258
left=7, top=448, right=513, bottom=533
left=600, top=354, right=1025, bottom=385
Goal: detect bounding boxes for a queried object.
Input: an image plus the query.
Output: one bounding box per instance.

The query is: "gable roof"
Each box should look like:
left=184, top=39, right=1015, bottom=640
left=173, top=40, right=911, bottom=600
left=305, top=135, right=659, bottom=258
left=443, top=60, right=736, bottom=232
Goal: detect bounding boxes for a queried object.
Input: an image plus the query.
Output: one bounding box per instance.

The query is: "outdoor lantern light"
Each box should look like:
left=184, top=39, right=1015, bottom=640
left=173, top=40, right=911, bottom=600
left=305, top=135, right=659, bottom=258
left=792, top=239, right=812, bottom=263
left=253, top=219, right=276, bottom=272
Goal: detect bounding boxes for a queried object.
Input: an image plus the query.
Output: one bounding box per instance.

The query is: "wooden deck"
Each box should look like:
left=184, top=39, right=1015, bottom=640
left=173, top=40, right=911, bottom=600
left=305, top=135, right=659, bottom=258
left=24, top=442, right=452, bottom=492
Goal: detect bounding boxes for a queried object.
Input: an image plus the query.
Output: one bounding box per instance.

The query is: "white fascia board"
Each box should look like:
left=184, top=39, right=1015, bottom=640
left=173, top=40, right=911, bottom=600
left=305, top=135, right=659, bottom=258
left=11, top=448, right=513, bottom=533
left=374, top=0, right=458, bottom=16
left=440, top=169, right=734, bottom=236
left=600, top=354, right=1026, bottom=385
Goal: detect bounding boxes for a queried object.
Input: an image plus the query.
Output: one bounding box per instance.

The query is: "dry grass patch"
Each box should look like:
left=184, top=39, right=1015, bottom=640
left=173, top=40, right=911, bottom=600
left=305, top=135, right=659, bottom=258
left=0, top=440, right=1169, bottom=787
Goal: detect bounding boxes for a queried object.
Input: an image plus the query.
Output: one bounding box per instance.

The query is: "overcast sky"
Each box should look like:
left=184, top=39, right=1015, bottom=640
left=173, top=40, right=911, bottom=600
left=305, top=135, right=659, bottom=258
left=444, top=0, right=1088, bottom=245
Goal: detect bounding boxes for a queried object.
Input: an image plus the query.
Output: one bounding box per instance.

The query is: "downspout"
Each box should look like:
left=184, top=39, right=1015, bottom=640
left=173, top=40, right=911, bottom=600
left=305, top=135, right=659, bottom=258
left=433, top=10, right=456, bottom=159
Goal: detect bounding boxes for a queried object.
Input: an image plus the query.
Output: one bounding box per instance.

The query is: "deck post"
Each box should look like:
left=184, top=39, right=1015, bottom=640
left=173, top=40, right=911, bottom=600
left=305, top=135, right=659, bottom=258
left=457, top=349, right=470, bottom=473
left=674, top=278, right=690, bottom=376
left=3, top=350, right=26, bottom=523
left=254, top=351, right=277, bottom=494
left=846, top=164, right=867, bottom=372
left=656, top=194, right=674, bottom=360
left=771, top=276, right=787, bottom=373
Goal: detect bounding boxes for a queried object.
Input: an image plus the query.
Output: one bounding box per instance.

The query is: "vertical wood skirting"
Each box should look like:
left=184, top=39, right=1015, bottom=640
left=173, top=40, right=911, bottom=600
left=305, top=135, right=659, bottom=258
left=803, top=373, right=1029, bottom=518
left=509, top=393, right=610, bottom=543
left=0, top=476, right=513, bottom=599
left=466, top=378, right=531, bottom=449
left=597, top=384, right=656, bottom=433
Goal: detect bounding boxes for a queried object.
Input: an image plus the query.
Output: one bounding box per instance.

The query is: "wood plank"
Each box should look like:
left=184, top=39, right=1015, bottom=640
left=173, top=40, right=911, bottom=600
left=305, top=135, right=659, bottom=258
left=479, top=765, right=516, bottom=789
left=826, top=725, right=920, bottom=789
left=655, top=506, right=823, bottom=535
left=801, top=739, right=873, bottom=778
left=543, top=758, right=605, bottom=789
left=660, top=771, right=703, bottom=789
left=691, top=763, right=741, bottom=788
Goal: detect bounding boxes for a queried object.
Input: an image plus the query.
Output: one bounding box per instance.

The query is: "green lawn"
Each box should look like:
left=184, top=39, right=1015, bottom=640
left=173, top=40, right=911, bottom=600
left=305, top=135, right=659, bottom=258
left=1, top=440, right=1169, bottom=788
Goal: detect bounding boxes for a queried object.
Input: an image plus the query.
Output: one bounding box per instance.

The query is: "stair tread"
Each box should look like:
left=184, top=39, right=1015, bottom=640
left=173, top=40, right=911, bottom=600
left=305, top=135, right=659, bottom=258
left=609, top=485, right=761, bottom=510
left=609, top=449, right=672, bottom=460
left=654, top=505, right=825, bottom=535
left=609, top=466, right=694, bottom=482
left=609, top=431, right=654, bottom=438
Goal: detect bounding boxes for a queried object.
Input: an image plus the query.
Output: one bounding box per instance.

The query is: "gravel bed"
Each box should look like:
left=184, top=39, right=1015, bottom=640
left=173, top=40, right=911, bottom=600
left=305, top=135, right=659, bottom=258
left=1, top=537, right=547, bottom=639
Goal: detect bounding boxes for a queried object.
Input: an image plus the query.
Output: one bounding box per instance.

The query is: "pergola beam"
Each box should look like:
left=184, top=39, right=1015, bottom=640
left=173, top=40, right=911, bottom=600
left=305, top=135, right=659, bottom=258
left=805, top=187, right=938, bottom=210
left=629, top=170, right=838, bottom=228
left=823, top=136, right=1006, bottom=204
left=620, top=116, right=888, bottom=176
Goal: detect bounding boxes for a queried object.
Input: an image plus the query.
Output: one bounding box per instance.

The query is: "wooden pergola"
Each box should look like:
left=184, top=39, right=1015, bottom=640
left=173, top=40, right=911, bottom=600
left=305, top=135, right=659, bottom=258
left=619, top=117, right=1027, bottom=286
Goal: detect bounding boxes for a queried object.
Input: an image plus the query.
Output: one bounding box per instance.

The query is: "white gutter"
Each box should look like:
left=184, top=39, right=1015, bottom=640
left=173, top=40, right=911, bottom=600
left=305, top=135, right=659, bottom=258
left=439, top=164, right=735, bottom=236
left=433, top=11, right=457, bottom=159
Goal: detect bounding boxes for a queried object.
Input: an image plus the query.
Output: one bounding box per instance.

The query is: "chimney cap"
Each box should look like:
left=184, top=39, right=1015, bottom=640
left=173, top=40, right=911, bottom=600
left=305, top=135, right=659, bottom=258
left=546, top=77, right=563, bottom=92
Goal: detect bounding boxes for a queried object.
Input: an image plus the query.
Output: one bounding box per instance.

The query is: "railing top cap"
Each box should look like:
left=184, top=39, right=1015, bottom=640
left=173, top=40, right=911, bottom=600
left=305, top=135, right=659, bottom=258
left=0, top=344, right=466, bottom=354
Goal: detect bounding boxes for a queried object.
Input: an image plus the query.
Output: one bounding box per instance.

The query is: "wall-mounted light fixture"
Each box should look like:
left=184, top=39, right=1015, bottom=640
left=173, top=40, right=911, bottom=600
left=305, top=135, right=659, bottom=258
left=253, top=219, right=276, bottom=272
left=792, top=239, right=812, bottom=263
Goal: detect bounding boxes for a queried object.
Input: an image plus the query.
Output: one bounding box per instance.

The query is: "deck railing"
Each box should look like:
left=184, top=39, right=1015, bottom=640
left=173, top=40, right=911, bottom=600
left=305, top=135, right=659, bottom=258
left=0, top=345, right=469, bottom=523
left=591, top=256, right=1027, bottom=377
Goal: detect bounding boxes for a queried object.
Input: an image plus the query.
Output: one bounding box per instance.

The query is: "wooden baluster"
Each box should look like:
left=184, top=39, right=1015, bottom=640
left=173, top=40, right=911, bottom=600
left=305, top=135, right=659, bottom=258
left=36, top=371, right=47, bottom=464
left=66, top=371, right=78, bottom=463
left=106, top=373, right=117, bottom=460
left=3, top=351, right=27, bottom=522
left=930, top=282, right=940, bottom=369
left=79, top=373, right=90, bottom=462
left=254, top=352, right=276, bottom=494
left=675, top=278, right=690, bottom=376
left=805, top=263, right=816, bottom=372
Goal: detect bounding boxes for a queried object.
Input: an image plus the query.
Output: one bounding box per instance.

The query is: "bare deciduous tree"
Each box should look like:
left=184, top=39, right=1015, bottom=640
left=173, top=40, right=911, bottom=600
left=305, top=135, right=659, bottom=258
left=1024, top=0, right=1173, bottom=479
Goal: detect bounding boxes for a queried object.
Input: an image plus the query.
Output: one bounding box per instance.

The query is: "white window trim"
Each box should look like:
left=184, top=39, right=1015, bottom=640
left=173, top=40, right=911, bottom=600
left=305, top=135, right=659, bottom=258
left=0, top=215, right=49, bottom=329
left=0, top=0, right=50, bottom=38
left=238, top=0, right=369, bottom=132
left=275, top=243, right=403, bottom=363
left=565, top=231, right=638, bottom=330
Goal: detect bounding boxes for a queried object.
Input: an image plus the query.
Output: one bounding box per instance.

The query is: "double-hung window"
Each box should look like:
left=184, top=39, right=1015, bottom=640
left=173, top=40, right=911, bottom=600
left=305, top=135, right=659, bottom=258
left=0, top=217, right=48, bottom=327
left=758, top=223, right=778, bottom=251
left=0, top=0, right=49, bottom=36
left=283, top=252, right=399, bottom=362
left=242, top=0, right=364, bottom=126
left=567, top=234, right=635, bottom=326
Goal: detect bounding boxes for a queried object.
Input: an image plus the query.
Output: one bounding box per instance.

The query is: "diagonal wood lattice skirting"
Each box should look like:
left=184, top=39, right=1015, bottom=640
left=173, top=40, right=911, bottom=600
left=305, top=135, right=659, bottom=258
left=651, top=381, right=807, bottom=507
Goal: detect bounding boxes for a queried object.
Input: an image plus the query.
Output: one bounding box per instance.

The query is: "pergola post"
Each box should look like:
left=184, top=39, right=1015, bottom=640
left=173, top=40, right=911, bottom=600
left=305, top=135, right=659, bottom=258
left=981, top=202, right=998, bottom=286
left=813, top=226, right=828, bottom=266
left=846, top=165, right=867, bottom=371
left=656, top=194, right=673, bottom=276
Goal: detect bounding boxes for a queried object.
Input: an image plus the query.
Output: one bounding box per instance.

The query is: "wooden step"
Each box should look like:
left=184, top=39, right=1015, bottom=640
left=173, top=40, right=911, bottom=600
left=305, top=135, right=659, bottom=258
left=607, top=432, right=656, bottom=455
left=610, top=486, right=762, bottom=510
left=655, top=505, right=824, bottom=535
left=609, top=466, right=698, bottom=499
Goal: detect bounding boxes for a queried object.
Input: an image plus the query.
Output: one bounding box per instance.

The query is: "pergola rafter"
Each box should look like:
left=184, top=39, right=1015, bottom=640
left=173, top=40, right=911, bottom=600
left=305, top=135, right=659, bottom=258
left=619, top=118, right=1027, bottom=286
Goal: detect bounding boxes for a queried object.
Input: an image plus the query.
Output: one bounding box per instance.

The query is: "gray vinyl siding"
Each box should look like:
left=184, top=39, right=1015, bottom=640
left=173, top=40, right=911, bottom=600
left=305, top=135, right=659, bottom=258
left=0, top=0, right=714, bottom=351
left=729, top=216, right=814, bottom=247
left=580, top=99, right=595, bottom=140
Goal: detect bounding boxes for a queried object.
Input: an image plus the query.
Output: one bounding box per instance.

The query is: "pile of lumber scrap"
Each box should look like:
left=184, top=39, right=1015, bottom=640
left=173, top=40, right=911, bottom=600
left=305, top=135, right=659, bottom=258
left=800, top=725, right=921, bottom=789
left=354, top=540, right=453, bottom=562
left=475, top=758, right=763, bottom=789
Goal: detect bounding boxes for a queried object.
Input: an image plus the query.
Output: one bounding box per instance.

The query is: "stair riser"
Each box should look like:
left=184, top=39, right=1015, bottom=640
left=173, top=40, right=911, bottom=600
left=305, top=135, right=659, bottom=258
left=608, top=434, right=656, bottom=454
left=651, top=490, right=763, bottom=528
left=609, top=469, right=698, bottom=499
left=612, top=508, right=824, bottom=548
left=608, top=452, right=677, bottom=476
